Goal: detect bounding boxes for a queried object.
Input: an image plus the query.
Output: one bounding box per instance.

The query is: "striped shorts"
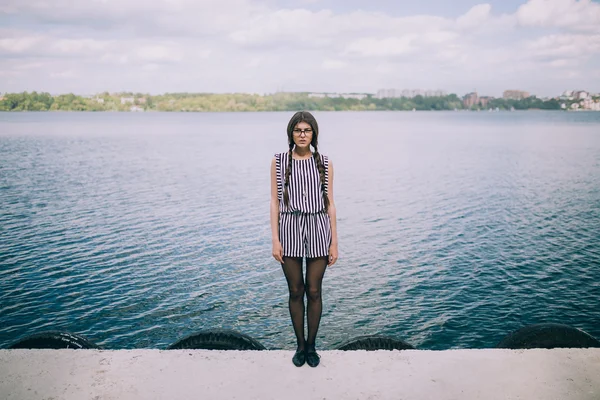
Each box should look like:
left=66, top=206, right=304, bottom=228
left=279, top=211, right=332, bottom=258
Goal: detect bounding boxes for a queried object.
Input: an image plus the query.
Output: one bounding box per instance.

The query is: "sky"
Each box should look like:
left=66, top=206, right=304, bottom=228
left=1, top=0, right=599, bottom=97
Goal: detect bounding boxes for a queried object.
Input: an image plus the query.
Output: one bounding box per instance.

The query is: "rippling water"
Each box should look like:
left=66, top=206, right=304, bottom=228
left=1, top=111, right=599, bottom=350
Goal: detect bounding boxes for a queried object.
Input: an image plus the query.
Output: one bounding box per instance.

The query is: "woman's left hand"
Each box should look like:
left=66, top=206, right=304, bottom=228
left=328, top=243, right=338, bottom=266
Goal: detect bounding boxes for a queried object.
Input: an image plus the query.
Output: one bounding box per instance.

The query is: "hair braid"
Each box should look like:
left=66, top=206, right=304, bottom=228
left=313, top=147, right=330, bottom=212
left=282, top=142, right=294, bottom=208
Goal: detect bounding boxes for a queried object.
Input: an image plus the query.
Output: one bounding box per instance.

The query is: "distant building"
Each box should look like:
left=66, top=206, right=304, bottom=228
left=462, top=92, right=494, bottom=108
left=376, top=89, right=399, bottom=99
left=463, top=92, right=479, bottom=108
left=307, top=92, right=367, bottom=100
left=94, top=98, right=105, bottom=104
left=479, top=96, right=493, bottom=108
left=376, top=89, right=447, bottom=99
left=574, top=91, right=589, bottom=100
left=121, top=97, right=135, bottom=104
left=130, top=105, right=144, bottom=112
left=425, top=90, right=447, bottom=97
left=582, top=99, right=593, bottom=109
left=340, top=93, right=368, bottom=100
left=136, top=97, right=147, bottom=104
left=503, top=90, right=530, bottom=100
left=559, top=90, right=575, bottom=101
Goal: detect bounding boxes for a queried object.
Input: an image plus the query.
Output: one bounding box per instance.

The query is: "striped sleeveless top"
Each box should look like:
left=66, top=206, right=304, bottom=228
left=275, top=152, right=329, bottom=214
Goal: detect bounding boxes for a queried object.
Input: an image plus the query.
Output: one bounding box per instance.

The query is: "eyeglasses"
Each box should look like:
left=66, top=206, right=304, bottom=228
left=293, top=128, right=313, bottom=136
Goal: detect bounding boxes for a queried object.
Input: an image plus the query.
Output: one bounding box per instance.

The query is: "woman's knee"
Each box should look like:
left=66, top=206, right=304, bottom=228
left=289, top=285, right=305, bottom=300
left=306, top=286, right=321, bottom=301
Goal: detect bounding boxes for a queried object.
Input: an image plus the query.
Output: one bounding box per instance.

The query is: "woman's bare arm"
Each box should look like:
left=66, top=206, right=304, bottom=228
left=270, top=157, right=283, bottom=262
left=327, top=160, right=338, bottom=266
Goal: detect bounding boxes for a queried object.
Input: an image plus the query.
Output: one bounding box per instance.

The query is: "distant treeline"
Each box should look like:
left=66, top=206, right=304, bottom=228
left=0, top=91, right=564, bottom=112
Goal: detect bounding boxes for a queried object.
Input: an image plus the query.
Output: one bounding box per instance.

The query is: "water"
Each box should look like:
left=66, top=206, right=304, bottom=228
left=1, top=111, right=599, bottom=350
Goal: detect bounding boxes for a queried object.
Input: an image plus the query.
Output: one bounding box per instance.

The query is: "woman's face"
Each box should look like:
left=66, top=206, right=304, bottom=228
left=292, top=121, right=313, bottom=150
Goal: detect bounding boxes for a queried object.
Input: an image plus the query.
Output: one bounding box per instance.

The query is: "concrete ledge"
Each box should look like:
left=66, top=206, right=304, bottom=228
left=1, top=349, right=599, bottom=400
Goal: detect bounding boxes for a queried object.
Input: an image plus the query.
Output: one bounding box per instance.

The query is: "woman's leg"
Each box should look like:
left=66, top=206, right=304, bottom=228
left=305, top=256, right=328, bottom=348
left=281, top=256, right=306, bottom=350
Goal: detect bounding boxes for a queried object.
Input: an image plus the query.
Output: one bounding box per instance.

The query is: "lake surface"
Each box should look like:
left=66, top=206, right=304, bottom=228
left=1, top=111, right=599, bottom=350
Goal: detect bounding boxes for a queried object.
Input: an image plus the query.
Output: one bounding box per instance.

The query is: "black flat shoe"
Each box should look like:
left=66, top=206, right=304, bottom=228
left=292, top=348, right=306, bottom=367
left=306, top=348, right=320, bottom=367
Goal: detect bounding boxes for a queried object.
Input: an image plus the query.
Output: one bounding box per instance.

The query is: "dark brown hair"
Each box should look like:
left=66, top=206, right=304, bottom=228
left=283, top=111, right=330, bottom=211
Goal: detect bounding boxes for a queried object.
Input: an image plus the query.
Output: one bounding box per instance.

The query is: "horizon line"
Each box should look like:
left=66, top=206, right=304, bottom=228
left=2, top=89, right=598, bottom=99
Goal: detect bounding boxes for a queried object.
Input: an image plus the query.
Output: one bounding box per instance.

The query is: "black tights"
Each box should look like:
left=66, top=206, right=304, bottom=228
left=281, top=256, right=328, bottom=350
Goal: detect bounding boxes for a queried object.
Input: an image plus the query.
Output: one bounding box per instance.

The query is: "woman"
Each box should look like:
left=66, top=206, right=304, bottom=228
left=270, top=111, right=338, bottom=367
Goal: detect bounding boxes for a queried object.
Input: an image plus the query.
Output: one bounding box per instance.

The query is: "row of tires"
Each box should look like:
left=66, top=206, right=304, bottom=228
left=6, top=323, right=600, bottom=350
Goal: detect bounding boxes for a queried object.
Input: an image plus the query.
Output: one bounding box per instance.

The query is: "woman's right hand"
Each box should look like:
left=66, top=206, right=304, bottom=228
left=272, top=241, right=284, bottom=263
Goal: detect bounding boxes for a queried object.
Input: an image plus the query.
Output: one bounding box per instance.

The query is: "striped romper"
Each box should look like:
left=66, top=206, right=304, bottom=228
left=275, top=152, right=332, bottom=258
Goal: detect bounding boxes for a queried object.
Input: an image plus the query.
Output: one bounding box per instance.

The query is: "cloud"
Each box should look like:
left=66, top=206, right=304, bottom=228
left=0, top=0, right=599, bottom=96
left=0, top=34, right=112, bottom=58
left=322, top=59, right=346, bottom=70
left=142, top=63, right=161, bottom=71
left=0, top=36, right=44, bottom=53
left=136, top=44, right=184, bottom=63
left=517, top=0, right=600, bottom=32
left=0, top=0, right=268, bottom=38
left=525, top=34, right=600, bottom=58
left=50, top=70, right=76, bottom=79
left=547, top=58, right=579, bottom=67
left=15, top=61, right=45, bottom=70
left=0, top=31, right=206, bottom=65
left=457, top=4, right=492, bottom=29
left=344, top=36, right=417, bottom=57
left=229, top=9, right=455, bottom=52
left=229, top=9, right=337, bottom=47
left=52, top=39, right=110, bottom=55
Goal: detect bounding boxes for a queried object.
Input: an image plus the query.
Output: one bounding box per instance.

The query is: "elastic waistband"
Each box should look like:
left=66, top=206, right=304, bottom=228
left=280, top=210, right=327, bottom=216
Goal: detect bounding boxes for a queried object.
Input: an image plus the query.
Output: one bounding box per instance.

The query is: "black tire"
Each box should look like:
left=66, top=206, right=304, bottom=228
left=8, top=331, right=100, bottom=349
left=496, top=323, right=600, bottom=349
left=335, top=335, right=415, bottom=351
left=166, top=329, right=267, bottom=350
